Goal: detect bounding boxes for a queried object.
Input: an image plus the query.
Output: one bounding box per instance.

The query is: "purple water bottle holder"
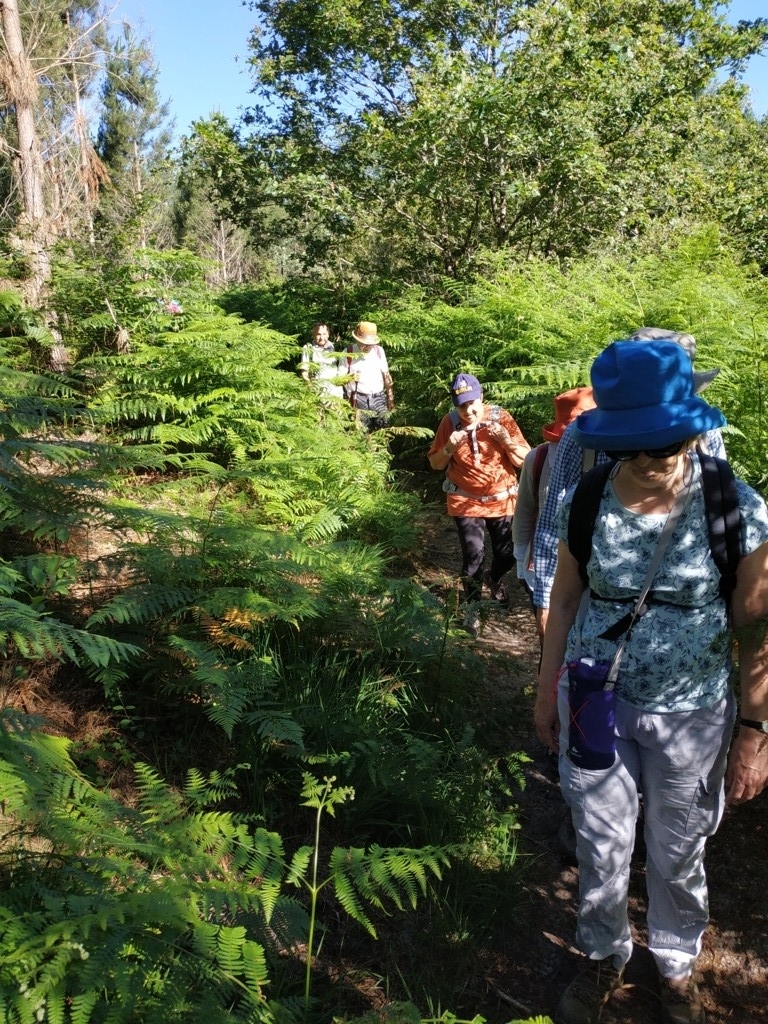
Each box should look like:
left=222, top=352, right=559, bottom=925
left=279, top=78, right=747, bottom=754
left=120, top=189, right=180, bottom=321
left=566, top=655, right=618, bottom=770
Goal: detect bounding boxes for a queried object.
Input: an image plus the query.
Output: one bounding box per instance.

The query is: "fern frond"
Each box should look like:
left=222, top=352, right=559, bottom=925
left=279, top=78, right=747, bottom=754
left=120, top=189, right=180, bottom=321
left=328, top=847, right=378, bottom=936
left=285, top=847, right=313, bottom=889
left=241, top=938, right=270, bottom=994
left=69, top=991, right=98, bottom=1024
left=86, top=584, right=195, bottom=627
left=0, top=597, right=140, bottom=667
left=327, top=844, right=451, bottom=937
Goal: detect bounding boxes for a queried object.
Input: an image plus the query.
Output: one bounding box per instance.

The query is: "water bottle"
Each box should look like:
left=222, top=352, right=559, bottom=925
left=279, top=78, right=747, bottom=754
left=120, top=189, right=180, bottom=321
left=566, top=657, right=617, bottom=770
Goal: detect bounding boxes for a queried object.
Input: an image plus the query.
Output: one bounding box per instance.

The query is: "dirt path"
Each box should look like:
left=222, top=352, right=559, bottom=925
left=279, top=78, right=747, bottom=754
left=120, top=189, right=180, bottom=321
left=411, top=479, right=768, bottom=1024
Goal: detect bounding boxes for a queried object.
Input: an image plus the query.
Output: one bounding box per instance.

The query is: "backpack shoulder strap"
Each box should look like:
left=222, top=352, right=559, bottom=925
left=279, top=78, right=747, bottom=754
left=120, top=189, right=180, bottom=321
left=442, top=411, right=463, bottom=478
left=568, top=461, right=614, bottom=586
left=698, top=453, right=742, bottom=607
left=532, top=443, right=549, bottom=494
left=530, top=443, right=550, bottom=521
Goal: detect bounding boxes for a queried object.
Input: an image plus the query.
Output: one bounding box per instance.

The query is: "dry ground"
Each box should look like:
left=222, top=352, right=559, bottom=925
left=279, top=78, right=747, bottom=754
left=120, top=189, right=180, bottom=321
left=410, top=479, right=768, bottom=1024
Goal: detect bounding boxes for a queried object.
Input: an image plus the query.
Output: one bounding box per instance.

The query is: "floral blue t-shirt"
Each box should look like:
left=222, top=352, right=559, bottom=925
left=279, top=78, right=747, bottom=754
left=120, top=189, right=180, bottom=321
left=557, top=455, right=768, bottom=712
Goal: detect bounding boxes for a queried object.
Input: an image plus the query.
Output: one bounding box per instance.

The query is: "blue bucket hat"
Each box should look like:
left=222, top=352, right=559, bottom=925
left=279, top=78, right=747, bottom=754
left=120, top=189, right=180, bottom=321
left=450, top=373, right=483, bottom=406
left=573, top=341, right=726, bottom=450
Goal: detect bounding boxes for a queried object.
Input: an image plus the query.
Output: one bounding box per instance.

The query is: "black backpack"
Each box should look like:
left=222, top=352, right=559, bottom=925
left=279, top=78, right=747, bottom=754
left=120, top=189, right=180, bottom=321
left=568, top=453, right=742, bottom=611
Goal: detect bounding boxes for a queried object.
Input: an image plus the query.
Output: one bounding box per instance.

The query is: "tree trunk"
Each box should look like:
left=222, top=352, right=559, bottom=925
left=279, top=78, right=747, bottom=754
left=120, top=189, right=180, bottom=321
left=0, top=0, right=52, bottom=306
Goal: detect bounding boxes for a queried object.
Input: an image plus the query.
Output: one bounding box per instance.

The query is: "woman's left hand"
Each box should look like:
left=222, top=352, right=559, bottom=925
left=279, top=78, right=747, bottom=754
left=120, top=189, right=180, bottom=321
left=725, top=728, right=768, bottom=805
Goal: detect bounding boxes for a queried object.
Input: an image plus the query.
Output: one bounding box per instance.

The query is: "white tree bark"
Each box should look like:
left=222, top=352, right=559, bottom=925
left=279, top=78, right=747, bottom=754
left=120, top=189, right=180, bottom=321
left=0, top=0, right=51, bottom=306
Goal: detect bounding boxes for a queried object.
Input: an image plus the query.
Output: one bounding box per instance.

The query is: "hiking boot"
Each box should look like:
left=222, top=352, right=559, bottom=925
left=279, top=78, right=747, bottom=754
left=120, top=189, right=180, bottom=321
left=462, top=603, right=480, bottom=638
left=660, top=976, right=705, bottom=1024
left=483, top=570, right=509, bottom=607
left=555, top=956, right=625, bottom=1024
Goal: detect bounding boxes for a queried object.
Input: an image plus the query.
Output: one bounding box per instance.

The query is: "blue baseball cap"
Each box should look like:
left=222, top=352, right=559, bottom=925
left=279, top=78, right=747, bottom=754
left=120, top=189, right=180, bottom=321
left=450, top=373, right=483, bottom=406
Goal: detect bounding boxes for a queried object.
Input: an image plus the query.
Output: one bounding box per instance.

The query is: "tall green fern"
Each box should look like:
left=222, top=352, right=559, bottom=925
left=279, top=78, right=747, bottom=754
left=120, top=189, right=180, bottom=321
left=0, top=714, right=457, bottom=1024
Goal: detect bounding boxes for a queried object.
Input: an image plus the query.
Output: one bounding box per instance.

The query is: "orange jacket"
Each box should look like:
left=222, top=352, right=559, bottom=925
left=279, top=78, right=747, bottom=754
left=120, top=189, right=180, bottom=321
left=429, top=406, right=529, bottom=517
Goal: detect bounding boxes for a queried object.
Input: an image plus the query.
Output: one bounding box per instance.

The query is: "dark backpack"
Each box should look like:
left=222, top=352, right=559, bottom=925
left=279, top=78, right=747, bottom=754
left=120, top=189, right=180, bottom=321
left=568, top=453, right=742, bottom=610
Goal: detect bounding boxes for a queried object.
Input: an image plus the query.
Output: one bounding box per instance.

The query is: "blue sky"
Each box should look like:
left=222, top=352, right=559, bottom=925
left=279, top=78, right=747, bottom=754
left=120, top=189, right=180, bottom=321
left=114, top=0, right=257, bottom=135
left=115, top=0, right=767, bottom=137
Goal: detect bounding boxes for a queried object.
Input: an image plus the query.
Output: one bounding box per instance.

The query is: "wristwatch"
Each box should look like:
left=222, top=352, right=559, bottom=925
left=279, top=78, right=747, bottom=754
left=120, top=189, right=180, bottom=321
left=739, top=718, right=768, bottom=734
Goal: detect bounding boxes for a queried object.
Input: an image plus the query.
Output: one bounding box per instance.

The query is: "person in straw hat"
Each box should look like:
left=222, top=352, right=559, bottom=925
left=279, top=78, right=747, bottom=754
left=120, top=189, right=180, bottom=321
left=534, top=339, right=768, bottom=1024
left=343, top=321, right=394, bottom=431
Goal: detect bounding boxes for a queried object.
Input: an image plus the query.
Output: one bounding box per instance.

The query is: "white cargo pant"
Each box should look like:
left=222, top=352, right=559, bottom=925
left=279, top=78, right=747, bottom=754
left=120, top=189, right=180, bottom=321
left=557, top=681, right=734, bottom=979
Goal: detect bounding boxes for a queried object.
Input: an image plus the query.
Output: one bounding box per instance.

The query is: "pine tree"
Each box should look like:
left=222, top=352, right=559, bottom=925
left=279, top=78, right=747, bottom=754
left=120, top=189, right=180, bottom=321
left=95, top=25, right=175, bottom=248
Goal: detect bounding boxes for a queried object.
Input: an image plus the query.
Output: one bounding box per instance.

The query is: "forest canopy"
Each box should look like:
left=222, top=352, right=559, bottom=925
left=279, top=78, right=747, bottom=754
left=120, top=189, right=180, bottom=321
left=180, top=0, right=768, bottom=282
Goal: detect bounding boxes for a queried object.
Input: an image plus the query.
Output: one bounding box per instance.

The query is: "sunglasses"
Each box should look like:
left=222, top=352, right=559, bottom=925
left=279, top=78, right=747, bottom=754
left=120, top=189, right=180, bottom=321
left=605, top=441, right=686, bottom=461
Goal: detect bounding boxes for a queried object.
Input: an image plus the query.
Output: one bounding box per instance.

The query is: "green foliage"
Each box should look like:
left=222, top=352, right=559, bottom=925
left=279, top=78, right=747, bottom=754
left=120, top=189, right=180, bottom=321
left=73, top=276, right=403, bottom=548
left=292, top=773, right=450, bottom=1015
left=0, top=581, right=137, bottom=670
left=239, top=618, right=527, bottom=860
left=0, top=347, right=148, bottom=678
left=208, top=0, right=768, bottom=283
left=17, top=182, right=768, bottom=1024
left=219, top=275, right=407, bottom=343
left=27, top=6, right=768, bottom=1022
left=51, top=246, right=220, bottom=361
left=679, top=87, right=768, bottom=272
left=506, top=1019, right=553, bottom=1024
left=0, top=714, right=279, bottom=1023
left=346, top=1005, right=553, bottom=1024
left=96, top=25, right=172, bottom=179
left=0, top=714, right=463, bottom=1024
left=0, top=290, right=56, bottom=367
left=374, top=227, right=768, bottom=489
left=82, top=502, right=421, bottom=707
left=82, top=512, right=516, bottom=863
left=94, top=22, right=176, bottom=250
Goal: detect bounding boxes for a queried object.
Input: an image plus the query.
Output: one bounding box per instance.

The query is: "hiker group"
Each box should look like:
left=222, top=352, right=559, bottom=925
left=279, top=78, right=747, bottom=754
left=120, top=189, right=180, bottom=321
left=299, top=319, right=394, bottom=432
left=426, top=328, right=768, bottom=1024
left=298, top=318, right=768, bottom=1024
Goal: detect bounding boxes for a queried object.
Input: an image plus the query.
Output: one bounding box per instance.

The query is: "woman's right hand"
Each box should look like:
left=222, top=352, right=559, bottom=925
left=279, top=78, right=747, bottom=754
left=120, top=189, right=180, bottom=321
left=534, top=690, right=560, bottom=754
left=535, top=542, right=584, bottom=757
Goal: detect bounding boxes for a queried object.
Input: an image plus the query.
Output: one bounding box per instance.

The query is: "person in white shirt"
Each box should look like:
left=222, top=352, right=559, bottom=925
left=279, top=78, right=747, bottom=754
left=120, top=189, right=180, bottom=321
left=344, top=321, right=394, bottom=431
left=299, top=322, right=343, bottom=400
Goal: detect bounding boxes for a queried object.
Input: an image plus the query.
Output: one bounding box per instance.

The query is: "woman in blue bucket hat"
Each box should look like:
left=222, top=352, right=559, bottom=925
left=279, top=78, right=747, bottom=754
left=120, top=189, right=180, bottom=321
left=534, top=341, right=768, bottom=1024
